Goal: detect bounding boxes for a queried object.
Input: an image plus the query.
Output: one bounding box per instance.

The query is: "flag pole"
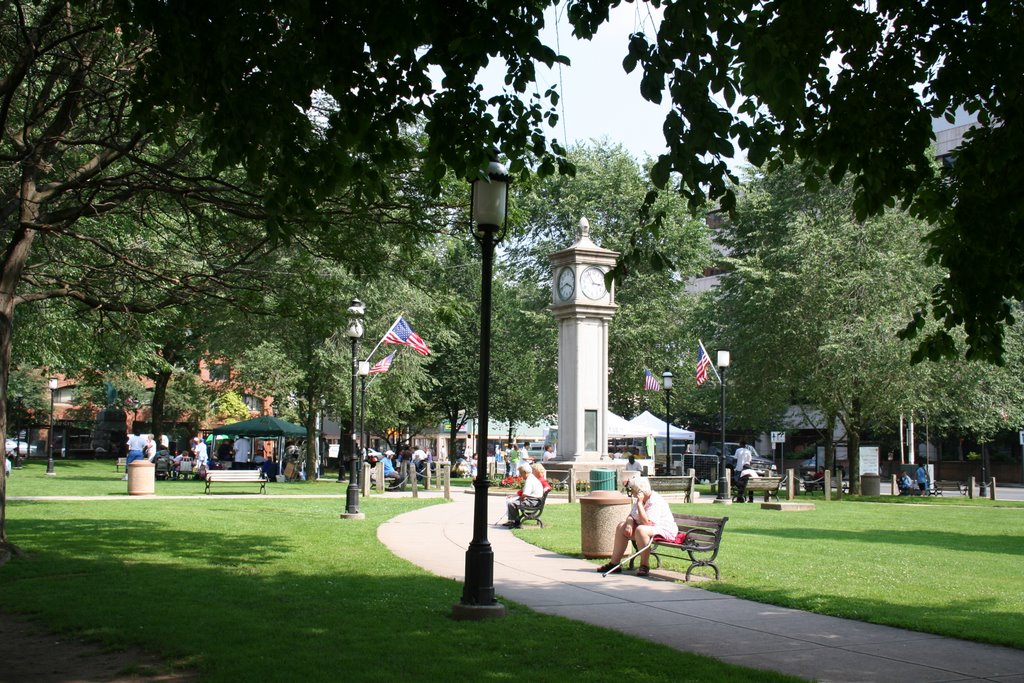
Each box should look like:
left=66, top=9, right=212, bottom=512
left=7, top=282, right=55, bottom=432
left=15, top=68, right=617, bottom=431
left=364, top=313, right=403, bottom=364
left=699, top=339, right=722, bottom=384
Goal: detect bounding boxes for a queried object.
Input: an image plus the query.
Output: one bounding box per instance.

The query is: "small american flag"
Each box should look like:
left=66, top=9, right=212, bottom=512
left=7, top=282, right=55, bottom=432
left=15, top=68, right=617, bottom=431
left=643, top=368, right=661, bottom=392
left=369, top=352, right=395, bottom=375
left=382, top=316, right=431, bottom=356
left=696, top=341, right=712, bottom=386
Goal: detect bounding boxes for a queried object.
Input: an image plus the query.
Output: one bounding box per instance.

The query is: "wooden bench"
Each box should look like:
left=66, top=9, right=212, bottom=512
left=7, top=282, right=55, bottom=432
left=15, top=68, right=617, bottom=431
left=647, top=475, right=696, bottom=503
left=115, top=457, right=127, bottom=472
left=930, top=480, right=967, bottom=496
left=615, top=513, right=728, bottom=580
left=736, top=476, right=783, bottom=502
left=204, top=470, right=267, bottom=494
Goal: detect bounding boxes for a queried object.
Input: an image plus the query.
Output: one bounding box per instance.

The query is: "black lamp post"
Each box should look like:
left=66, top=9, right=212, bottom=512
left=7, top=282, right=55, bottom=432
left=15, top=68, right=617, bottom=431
left=341, top=298, right=366, bottom=519
left=979, top=443, right=989, bottom=497
left=46, top=377, right=58, bottom=476
left=359, top=361, right=369, bottom=462
left=453, top=153, right=509, bottom=620
left=662, top=369, right=673, bottom=474
left=714, top=350, right=730, bottom=504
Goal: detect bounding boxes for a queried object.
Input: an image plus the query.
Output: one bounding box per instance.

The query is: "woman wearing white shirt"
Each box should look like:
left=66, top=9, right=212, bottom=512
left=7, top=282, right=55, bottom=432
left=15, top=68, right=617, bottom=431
left=598, top=476, right=678, bottom=577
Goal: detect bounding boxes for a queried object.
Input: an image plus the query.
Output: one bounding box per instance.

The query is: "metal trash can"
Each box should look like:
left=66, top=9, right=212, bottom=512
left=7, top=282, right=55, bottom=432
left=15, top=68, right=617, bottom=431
left=580, top=490, right=631, bottom=558
left=589, top=468, right=616, bottom=492
left=860, top=473, right=880, bottom=496
left=127, top=459, right=156, bottom=496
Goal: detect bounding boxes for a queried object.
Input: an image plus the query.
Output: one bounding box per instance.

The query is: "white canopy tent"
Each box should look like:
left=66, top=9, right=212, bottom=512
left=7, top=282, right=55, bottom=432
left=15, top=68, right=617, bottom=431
left=627, top=410, right=695, bottom=441
left=606, top=412, right=651, bottom=439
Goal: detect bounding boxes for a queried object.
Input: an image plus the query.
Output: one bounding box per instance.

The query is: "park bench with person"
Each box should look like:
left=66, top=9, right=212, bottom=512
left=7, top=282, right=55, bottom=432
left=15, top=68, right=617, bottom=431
left=615, top=513, right=729, bottom=581
left=204, top=469, right=267, bottom=494
left=736, top=475, right=783, bottom=502
left=517, top=488, right=551, bottom=528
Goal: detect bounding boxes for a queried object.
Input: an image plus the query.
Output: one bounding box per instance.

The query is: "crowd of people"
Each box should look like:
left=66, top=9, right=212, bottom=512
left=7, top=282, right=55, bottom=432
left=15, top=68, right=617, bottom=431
left=120, top=428, right=306, bottom=482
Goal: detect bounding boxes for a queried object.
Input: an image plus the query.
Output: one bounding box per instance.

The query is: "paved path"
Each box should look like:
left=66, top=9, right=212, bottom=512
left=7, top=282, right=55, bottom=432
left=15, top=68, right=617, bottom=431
left=379, top=492, right=1024, bottom=683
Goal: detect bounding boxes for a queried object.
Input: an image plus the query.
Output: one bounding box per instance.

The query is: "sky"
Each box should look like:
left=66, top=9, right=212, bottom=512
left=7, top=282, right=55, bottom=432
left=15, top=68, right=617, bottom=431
left=472, top=5, right=970, bottom=168
left=475, top=4, right=674, bottom=163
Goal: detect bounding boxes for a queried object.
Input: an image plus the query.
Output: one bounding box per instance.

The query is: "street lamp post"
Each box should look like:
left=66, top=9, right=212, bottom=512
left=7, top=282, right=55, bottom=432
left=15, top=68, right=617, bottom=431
left=979, top=443, right=989, bottom=497
left=341, top=298, right=366, bottom=520
left=46, top=377, right=58, bottom=476
left=714, top=351, right=731, bottom=504
left=453, top=153, right=509, bottom=621
left=662, top=369, right=673, bottom=474
left=359, top=361, right=369, bottom=464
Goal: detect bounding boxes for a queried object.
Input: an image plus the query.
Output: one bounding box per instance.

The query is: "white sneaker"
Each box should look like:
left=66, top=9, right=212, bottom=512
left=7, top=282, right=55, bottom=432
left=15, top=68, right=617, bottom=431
left=122, top=475, right=128, bottom=481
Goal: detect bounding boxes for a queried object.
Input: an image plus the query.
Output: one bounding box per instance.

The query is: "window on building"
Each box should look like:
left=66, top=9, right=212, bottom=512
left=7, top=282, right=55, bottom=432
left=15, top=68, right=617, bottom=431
left=209, top=362, right=231, bottom=381
left=585, top=410, right=598, bottom=452
left=54, top=387, right=76, bottom=404
left=243, top=394, right=262, bottom=412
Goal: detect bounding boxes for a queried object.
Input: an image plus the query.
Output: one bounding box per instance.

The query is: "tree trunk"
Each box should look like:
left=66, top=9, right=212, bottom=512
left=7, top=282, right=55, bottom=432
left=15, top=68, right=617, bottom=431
left=150, top=369, right=172, bottom=448
left=847, top=398, right=863, bottom=494
left=0, top=212, right=40, bottom=549
left=303, top=386, right=318, bottom=480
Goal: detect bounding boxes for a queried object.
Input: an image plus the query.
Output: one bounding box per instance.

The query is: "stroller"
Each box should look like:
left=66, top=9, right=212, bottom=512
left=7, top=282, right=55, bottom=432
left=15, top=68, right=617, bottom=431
left=153, top=454, right=174, bottom=480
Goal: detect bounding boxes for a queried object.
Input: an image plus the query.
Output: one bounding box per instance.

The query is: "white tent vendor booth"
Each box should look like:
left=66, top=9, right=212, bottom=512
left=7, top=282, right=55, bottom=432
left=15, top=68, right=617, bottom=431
left=606, top=412, right=650, bottom=439
left=628, top=410, right=695, bottom=441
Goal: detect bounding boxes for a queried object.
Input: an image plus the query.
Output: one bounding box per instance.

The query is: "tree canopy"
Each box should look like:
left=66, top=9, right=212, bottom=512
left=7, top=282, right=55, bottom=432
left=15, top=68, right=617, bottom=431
left=117, top=0, right=1022, bottom=362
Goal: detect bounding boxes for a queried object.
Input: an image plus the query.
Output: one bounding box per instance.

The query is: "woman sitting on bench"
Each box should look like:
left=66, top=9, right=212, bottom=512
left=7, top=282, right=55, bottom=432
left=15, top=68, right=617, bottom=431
left=597, top=477, right=677, bottom=577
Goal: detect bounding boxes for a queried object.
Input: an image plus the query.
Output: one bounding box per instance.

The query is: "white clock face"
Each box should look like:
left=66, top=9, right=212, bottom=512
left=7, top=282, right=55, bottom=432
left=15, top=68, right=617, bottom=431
left=557, top=267, right=575, bottom=301
left=581, top=267, right=607, bottom=299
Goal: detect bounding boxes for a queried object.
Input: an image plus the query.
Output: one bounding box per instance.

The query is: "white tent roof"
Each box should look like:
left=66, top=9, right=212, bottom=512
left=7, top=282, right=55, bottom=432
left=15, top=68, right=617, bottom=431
left=607, top=412, right=651, bottom=439
left=628, top=410, right=695, bottom=441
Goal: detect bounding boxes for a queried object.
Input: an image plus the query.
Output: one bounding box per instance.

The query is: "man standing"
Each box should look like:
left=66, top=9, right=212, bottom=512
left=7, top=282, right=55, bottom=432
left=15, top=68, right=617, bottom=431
left=125, top=428, right=148, bottom=480
left=233, top=437, right=251, bottom=469
left=915, top=462, right=929, bottom=495
left=192, top=436, right=209, bottom=464
left=733, top=441, right=753, bottom=473
left=519, top=442, right=530, bottom=464
left=506, top=443, right=519, bottom=475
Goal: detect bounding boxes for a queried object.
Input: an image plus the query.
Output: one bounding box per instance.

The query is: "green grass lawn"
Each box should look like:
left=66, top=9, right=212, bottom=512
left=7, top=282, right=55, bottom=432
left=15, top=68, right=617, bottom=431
left=7, top=459, right=475, bottom=498
left=0, top=488, right=799, bottom=682
left=526, top=500, right=1024, bottom=649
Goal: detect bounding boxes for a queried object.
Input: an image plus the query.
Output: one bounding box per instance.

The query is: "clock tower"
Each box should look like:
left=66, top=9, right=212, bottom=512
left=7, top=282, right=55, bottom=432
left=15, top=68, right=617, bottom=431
left=550, top=217, right=619, bottom=461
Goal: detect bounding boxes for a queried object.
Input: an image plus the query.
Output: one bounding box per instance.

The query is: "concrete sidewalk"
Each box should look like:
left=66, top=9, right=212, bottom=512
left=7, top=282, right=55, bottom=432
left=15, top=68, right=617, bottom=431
left=379, top=493, right=1024, bottom=683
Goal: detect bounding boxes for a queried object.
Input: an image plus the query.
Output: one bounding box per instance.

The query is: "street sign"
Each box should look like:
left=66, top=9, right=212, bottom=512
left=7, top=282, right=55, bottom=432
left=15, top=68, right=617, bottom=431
left=1019, top=430, right=1024, bottom=446
left=771, top=431, right=786, bottom=444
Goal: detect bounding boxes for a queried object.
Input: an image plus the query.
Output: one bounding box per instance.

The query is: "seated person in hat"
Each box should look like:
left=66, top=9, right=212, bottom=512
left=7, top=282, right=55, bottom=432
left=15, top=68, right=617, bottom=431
left=381, top=450, right=401, bottom=481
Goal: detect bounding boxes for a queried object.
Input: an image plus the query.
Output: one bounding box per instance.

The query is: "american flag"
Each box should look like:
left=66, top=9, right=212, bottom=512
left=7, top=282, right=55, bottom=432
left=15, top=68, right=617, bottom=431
left=696, top=341, right=712, bottom=386
left=382, top=316, right=431, bottom=356
left=643, top=368, right=661, bottom=391
left=369, top=352, right=395, bottom=374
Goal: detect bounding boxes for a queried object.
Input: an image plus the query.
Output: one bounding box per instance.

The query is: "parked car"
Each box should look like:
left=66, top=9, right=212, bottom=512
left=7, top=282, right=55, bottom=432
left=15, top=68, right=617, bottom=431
left=706, top=442, right=777, bottom=475
left=5, top=438, right=35, bottom=455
